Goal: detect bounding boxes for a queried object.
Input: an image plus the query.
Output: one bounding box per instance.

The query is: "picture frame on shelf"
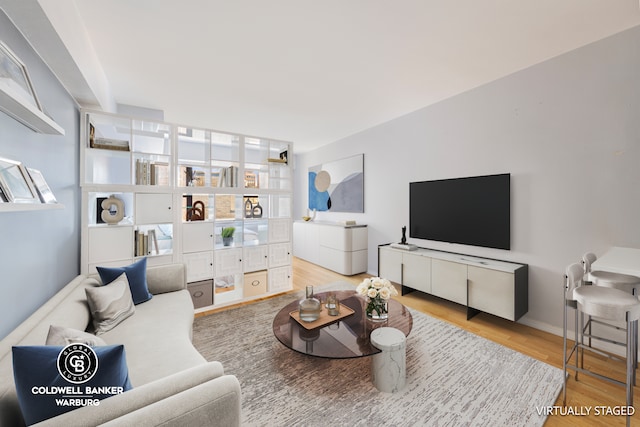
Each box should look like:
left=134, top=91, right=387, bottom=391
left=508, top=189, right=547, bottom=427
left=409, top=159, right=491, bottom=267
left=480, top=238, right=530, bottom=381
left=0, top=157, right=39, bottom=203
left=0, top=41, right=41, bottom=112
left=27, top=168, right=57, bottom=203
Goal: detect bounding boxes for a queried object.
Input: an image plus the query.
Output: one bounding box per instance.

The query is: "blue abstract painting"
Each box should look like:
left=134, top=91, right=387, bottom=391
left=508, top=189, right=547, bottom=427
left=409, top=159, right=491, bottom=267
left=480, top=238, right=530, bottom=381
left=308, top=154, right=364, bottom=213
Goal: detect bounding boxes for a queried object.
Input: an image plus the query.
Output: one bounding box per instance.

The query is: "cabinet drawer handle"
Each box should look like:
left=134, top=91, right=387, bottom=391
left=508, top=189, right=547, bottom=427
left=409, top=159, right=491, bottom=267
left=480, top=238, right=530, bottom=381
left=193, top=291, right=204, bottom=298
left=252, top=280, right=260, bottom=287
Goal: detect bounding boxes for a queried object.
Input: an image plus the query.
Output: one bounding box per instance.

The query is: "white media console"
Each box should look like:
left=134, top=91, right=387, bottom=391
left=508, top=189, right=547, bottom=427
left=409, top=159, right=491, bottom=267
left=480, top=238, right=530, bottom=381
left=378, top=244, right=528, bottom=321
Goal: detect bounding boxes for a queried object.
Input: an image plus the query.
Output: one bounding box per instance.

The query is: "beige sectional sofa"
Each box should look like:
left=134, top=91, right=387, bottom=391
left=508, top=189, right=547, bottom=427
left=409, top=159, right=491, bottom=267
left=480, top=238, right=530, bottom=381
left=0, top=263, right=241, bottom=426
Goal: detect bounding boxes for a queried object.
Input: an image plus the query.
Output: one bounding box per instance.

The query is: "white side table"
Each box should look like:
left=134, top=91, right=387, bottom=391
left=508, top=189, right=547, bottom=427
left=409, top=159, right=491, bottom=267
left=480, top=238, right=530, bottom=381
left=370, top=327, right=406, bottom=393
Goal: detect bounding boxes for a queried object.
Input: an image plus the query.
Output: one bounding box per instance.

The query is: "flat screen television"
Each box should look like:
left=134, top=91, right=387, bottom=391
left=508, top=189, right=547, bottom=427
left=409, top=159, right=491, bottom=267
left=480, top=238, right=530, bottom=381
left=409, top=173, right=510, bottom=250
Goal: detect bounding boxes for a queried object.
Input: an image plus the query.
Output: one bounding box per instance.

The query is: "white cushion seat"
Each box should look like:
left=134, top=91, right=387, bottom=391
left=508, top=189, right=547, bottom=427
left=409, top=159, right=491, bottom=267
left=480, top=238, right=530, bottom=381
left=573, top=286, right=640, bottom=322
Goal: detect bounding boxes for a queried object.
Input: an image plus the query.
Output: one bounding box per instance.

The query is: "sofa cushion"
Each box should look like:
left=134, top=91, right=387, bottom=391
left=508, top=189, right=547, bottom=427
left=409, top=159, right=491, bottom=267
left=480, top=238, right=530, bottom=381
left=85, top=273, right=135, bottom=335
left=12, top=345, right=132, bottom=426
left=45, top=325, right=107, bottom=347
left=97, top=257, right=152, bottom=305
left=99, top=290, right=205, bottom=386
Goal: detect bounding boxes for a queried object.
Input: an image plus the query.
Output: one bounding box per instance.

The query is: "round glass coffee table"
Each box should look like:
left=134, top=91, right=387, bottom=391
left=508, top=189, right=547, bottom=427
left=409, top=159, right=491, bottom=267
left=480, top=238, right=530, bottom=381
left=272, top=290, right=413, bottom=358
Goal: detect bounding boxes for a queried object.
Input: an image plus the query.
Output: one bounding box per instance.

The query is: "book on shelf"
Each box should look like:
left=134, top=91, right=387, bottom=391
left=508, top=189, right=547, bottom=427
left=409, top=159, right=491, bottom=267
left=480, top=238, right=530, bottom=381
left=216, top=166, right=239, bottom=187
left=135, top=229, right=160, bottom=256
left=91, top=137, right=130, bottom=151
left=135, top=159, right=169, bottom=185
left=227, top=166, right=237, bottom=187
left=217, top=168, right=226, bottom=187
left=148, top=229, right=159, bottom=254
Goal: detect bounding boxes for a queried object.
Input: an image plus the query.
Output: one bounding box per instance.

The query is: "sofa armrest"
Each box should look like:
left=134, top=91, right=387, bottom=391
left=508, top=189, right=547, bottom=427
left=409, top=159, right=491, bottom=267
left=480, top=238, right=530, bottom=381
left=34, top=362, right=231, bottom=427
left=146, top=263, right=187, bottom=294
left=101, top=375, right=241, bottom=427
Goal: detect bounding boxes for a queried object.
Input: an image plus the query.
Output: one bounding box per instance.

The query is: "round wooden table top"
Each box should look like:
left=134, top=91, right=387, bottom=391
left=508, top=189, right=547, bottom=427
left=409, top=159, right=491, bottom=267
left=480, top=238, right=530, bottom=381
left=272, top=290, right=413, bottom=358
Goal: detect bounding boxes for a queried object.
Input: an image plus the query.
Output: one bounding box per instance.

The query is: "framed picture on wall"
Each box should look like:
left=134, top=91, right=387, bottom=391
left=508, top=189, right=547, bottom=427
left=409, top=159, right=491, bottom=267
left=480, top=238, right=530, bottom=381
left=0, top=157, right=39, bottom=203
left=0, top=41, right=42, bottom=111
left=27, top=168, right=57, bottom=203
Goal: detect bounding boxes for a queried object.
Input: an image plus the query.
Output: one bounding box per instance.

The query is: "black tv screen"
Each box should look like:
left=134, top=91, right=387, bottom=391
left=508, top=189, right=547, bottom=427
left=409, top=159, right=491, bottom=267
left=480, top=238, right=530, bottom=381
left=409, top=173, right=510, bottom=250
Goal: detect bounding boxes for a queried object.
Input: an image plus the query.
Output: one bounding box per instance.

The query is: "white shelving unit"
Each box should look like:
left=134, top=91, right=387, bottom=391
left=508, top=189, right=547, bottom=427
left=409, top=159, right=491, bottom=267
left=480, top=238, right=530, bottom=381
left=80, top=109, right=293, bottom=312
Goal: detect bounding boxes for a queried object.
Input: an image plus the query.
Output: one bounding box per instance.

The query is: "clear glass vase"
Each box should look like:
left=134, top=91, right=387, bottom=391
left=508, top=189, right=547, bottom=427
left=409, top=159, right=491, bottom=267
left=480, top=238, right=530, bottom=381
left=299, top=285, right=321, bottom=322
left=366, top=296, right=389, bottom=321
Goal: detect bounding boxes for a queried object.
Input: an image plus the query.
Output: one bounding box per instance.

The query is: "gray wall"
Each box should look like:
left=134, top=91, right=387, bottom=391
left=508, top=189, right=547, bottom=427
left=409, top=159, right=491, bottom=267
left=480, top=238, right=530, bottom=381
left=0, top=10, right=80, bottom=339
left=294, top=25, right=640, bottom=335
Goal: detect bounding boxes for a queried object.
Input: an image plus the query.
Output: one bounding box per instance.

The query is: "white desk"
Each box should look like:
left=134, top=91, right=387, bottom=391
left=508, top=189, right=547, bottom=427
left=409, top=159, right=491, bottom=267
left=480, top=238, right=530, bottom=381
left=591, top=247, right=640, bottom=278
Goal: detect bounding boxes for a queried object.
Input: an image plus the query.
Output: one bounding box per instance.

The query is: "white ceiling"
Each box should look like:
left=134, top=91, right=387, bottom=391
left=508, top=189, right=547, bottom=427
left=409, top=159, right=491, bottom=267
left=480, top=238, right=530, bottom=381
left=17, top=1, right=640, bottom=151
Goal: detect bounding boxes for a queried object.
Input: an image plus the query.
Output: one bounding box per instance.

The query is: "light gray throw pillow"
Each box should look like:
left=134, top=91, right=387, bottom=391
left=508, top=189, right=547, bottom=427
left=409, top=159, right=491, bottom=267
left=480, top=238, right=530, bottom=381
left=85, top=272, right=135, bottom=335
left=45, top=325, right=107, bottom=346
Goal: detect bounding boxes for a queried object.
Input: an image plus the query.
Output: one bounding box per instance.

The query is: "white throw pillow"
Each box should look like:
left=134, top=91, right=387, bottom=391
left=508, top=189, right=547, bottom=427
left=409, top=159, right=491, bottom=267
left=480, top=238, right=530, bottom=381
left=85, top=272, right=135, bottom=335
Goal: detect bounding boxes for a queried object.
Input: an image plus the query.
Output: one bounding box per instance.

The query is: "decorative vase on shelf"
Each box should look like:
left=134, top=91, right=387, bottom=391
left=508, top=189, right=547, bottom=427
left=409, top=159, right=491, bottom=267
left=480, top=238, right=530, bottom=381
left=299, top=285, right=321, bottom=322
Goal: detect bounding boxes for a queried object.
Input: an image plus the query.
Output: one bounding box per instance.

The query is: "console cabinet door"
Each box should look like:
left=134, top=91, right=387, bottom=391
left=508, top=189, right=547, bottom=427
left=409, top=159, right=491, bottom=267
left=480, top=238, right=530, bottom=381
left=269, top=266, right=292, bottom=292
left=431, top=259, right=467, bottom=305
left=269, top=243, right=291, bottom=268
left=378, top=247, right=402, bottom=284
left=293, top=222, right=319, bottom=263
left=135, top=193, right=173, bottom=224
left=244, top=245, right=269, bottom=272
left=182, top=222, right=214, bottom=253
left=183, top=251, right=214, bottom=282
left=214, top=248, right=243, bottom=276
left=468, top=266, right=515, bottom=320
left=402, top=252, right=431, bottom=294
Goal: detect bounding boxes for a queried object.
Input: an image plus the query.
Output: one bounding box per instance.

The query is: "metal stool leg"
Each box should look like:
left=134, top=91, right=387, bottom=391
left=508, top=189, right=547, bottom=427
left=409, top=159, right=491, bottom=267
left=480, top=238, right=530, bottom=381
left=575, top=308, right=580, bottom=381
left=563, top=303, right=567, bottom=405
left=626, top=318, right=635, bottom=427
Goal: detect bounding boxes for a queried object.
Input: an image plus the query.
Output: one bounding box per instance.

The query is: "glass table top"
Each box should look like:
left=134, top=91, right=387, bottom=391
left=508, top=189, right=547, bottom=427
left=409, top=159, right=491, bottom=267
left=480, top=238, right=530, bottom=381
left=272, top=290, right=413, bottom=359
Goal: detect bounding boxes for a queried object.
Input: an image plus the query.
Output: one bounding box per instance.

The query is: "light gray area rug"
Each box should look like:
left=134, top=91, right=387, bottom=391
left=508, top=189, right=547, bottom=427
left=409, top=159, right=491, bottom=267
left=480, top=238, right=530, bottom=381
left=193, top=282, right=563, bottom=426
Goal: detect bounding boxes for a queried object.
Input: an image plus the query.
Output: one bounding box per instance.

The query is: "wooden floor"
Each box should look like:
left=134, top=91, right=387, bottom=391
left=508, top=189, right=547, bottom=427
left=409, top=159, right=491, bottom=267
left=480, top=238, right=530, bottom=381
left=201, top=257, right=639, bottom=426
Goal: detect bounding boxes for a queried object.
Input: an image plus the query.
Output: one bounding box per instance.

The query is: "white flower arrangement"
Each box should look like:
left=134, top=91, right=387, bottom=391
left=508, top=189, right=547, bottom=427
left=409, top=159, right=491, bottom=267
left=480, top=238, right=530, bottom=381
left=357, top=277, right=398, bottom=319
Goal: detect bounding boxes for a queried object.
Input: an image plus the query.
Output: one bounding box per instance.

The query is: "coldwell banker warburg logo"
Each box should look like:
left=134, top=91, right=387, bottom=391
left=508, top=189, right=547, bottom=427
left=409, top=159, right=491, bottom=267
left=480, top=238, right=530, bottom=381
left=57, top=343, right=99, bottom=384
left=28, top=344, right=125, bottom=409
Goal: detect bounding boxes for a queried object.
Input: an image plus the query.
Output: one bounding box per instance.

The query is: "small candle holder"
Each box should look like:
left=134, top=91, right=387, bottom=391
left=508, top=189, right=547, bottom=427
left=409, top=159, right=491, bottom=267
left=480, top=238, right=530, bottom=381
left=326, top=293, right=340, bottom=316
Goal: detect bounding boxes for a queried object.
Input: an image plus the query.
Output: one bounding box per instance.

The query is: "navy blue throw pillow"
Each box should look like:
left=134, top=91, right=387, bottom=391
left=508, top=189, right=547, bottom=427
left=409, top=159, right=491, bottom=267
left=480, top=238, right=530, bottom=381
left=96, top=257, right=152, bottom=304
left=12, top=345, right=132, bottom=426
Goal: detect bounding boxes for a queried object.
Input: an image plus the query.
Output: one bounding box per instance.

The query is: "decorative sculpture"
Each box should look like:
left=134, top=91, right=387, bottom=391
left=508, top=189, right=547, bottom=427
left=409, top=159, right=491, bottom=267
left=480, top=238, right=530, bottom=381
left=101, top=195, right=125, bottom=225
left=187, top=201, right=205, bottom=221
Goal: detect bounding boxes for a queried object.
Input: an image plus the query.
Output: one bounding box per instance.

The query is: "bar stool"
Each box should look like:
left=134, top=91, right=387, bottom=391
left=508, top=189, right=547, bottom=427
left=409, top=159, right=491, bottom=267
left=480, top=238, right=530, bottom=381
left=582, top=252, right=640, bottom=368
left=563, top=263, right=640, bottom=427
